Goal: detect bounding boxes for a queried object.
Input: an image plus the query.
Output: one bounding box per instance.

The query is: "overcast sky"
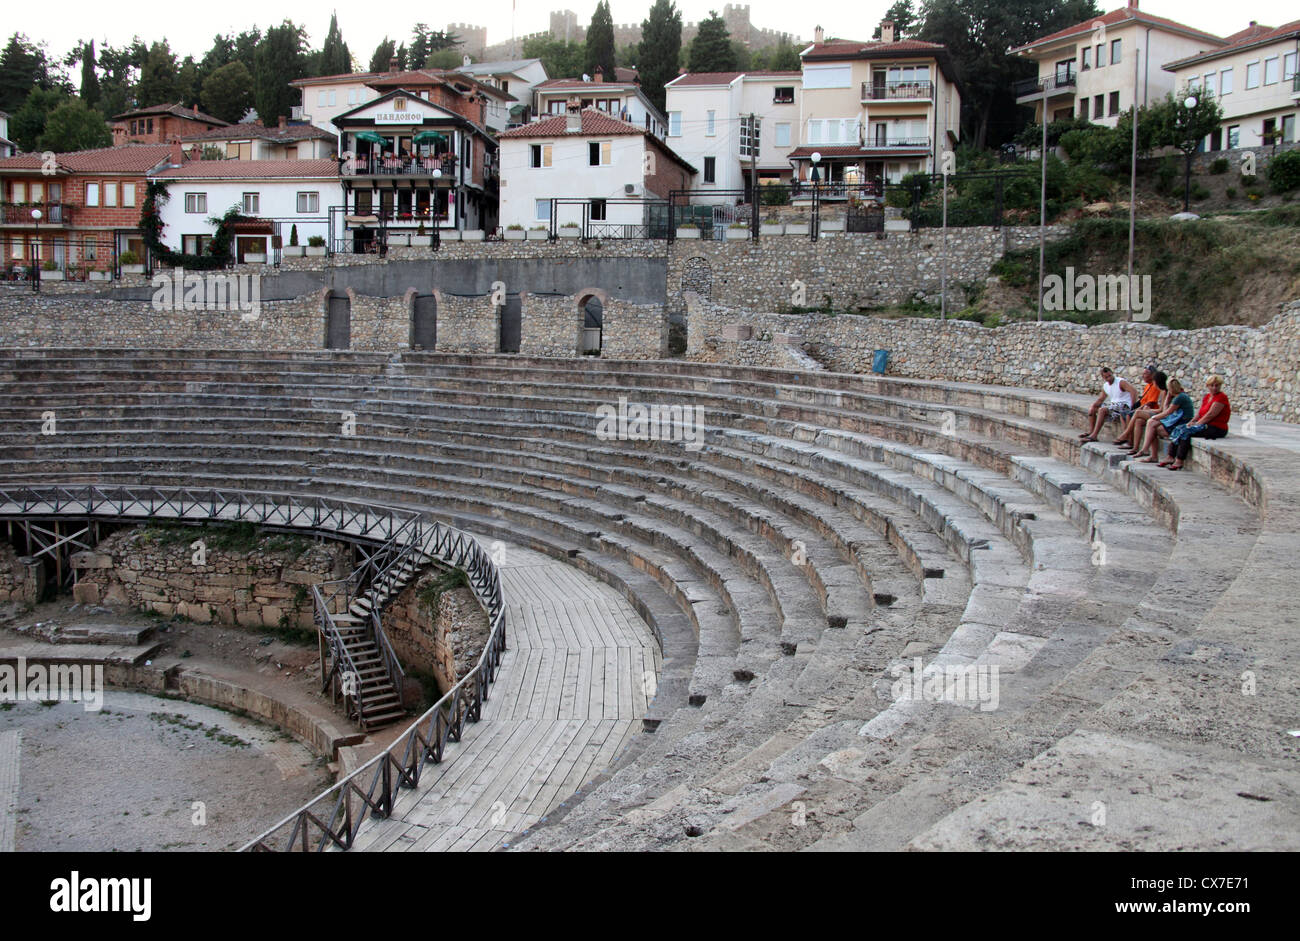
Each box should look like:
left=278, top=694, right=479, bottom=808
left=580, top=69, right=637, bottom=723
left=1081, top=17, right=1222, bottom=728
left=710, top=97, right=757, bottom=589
left=11, top=0, right=1299, bottom=65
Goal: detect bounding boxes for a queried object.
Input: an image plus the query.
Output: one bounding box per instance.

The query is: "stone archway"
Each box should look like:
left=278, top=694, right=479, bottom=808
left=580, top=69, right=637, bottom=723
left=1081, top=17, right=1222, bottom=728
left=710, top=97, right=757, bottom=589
left=575, top=287, right=609, bottom=355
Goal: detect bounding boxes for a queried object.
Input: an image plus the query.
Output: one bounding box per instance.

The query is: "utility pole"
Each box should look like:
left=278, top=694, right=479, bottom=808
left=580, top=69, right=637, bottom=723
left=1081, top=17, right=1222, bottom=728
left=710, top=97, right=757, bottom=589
left=749, top=113, right=759, bottom=238
left=1037, top=86, right=1047, bottom=323
left=1127, top=48, right=1140, bottom=322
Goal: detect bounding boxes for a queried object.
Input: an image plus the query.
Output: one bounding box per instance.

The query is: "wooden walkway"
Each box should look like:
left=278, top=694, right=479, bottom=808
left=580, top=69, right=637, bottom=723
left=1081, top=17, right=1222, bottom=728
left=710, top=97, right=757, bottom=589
left=350, top=542, right=661, bottom=853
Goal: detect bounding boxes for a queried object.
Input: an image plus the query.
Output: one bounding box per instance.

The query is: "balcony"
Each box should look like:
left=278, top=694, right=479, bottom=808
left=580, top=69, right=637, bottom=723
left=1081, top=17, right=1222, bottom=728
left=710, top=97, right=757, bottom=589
left=1015, top=71, right=1078, bottom=102
left=862, top=80, right=934, bottom=102
left=343, top=155, right=459, bottom=178
left=1, top=202, right=73, bottom=225
left=345, top=207, right=453, bottom=226
left=861, top=137, right=931, bottom=150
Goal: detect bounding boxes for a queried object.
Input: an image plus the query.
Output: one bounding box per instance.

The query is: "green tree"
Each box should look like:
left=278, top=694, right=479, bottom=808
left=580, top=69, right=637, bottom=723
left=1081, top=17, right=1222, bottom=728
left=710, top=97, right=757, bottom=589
left=79, top=40, right=101, bottom=108
left=254, top=21, right=309, bottom=124
left=177, top=56, right=201, bottom=107
left=687, top=11, right=737, bottom=73
left=427, top=49, right=464, bottom=70
left=201, top=60, right=254, bottom=123
left=95, top=39, right=147, bottom=118
left=38, top=97, right=111, bottom=151
left=522, top=36, right=586, bottom=79
left=752, top=40, right=801, bottom=71
left=916, top=0, right=1100, bottom=148
left=137, top=41, right=179, bottom=106
left=369, top=37, right=402, bottom=73
left=637, top=0, right=682, bottom=113
left=319, top=13, right=351, bottom=74
left=11, top=86, right=68, bottom=151
left=586, top=1, right=616, bottom=80
left=0, top=33, right=62, bottom=113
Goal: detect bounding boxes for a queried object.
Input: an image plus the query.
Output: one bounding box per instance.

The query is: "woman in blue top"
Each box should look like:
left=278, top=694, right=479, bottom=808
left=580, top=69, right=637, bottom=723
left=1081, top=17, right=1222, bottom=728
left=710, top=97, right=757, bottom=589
left=1135, top=378, right=1194, bottom=463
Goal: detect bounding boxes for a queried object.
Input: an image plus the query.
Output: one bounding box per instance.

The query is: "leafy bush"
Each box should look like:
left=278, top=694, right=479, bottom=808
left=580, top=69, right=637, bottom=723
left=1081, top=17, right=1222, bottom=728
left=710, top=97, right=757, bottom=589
left=1191, top=182, right=1210, bottom=201
left=119, top=250, right=139, bottom=265
left=307, top=235, right=325, bottom=247
left=289, top=223, right=299, bottom=247
left=1240, top=172, right=1259, bottom=187
left=1226, top=187, right=1238, bottom=198
left=1209, top=157, right=1229, bottom=175
left=1269, top=150, right=1300, bottom=193
left=760, top=185, right=790, bottom=206
left=1155, top=157, right=1178, bottom=195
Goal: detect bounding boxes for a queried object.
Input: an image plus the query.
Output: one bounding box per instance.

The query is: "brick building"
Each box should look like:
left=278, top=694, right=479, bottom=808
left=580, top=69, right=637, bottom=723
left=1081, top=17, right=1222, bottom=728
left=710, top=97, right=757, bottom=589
left=0, top=143, right=181, bottom=277
left=111, top=103, right=229, bottom=144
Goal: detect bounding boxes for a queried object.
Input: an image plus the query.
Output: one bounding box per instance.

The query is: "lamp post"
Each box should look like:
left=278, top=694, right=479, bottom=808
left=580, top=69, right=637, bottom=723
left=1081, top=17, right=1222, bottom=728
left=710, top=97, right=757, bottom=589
left=810, top=151, right=821, bottom=242
left=431, top=168, right=444, bottom=244
left=30, top=208, right=42, bottom=293
left=1180, top=95, right=1198, bottom=213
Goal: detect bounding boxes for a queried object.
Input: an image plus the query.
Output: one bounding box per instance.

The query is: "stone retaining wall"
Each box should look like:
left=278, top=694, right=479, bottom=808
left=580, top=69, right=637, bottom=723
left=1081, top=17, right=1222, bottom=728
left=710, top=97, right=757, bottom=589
left=70, top=526, right=347, bottom=628
left=687, top=295, right=1300, bottom=422
left=0, top=542, right=43, bottom=604
left=381, top=572, right=491, bottom=697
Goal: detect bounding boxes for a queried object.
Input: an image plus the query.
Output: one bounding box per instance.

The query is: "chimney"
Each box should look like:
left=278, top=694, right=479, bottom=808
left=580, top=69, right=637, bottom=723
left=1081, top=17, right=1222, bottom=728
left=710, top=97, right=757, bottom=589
left=566, top=110, right=582, bottom=132
left=389, top=56, right=399, bottom=73
left=880, top=20, right=895, bottom=43
left=168, top=139, right=185, bottom=166
left=278, top=115, right=287, bottom=129
left=814, top=25, right=824, bottom=44
left=593, top=66, right=604, bottom=83
left=1128, top=0, right=1138, bottom=7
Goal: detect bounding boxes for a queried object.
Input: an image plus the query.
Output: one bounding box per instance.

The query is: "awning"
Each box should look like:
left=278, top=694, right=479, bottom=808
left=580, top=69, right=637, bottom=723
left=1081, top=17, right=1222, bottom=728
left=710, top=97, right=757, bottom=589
left=345, top=215, right=380, bottom=224
left=412, top=130, right=447, bottom=145
left=354, top=131, right=387, bottom=145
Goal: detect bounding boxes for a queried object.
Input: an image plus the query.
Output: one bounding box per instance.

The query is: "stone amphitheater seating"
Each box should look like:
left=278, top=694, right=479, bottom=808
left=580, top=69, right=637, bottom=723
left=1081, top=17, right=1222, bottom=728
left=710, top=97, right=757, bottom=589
left=1, top=348, right=1296, bottom=851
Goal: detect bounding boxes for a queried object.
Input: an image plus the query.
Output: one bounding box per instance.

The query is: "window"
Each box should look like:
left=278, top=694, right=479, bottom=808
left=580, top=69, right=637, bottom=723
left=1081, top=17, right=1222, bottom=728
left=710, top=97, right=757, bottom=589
left=588, top=140, right=611, bottom=166
left=1108, top=91, right=1120, bottom=116
left=30, top=182, right=43, bottom=201
left=808, top=119, right=823, bottom=143
left=242, top=192, right=259, bottom=214
left=122, top=182, right=135, bottom=208
left=318, top=91, right=326, bottom=106
left=1110, top=39, right=1121, bottom=65
left=774, top=86, right=794, bottom=103
left=706, top=110, right=716, bottom=136
left=84, top=237, right=97, bottom=260
left=10, top=239, right=21, bottom=259
left=86, top=183, right=100, bottom=206
left=1095, top=44, right=1103, bottom=68
left=1094, top=94, right=1104, bottom=116
left=1079, top=98, right=1089, bottom=120
left=1246, top=61, right=1260, bottom=89
left=668, top=111, right=681, bottom=136
left=1227, top=125, right=1240, bottom=148
left=530, top=144, right=552, bottom=168
left=146, top=118, right=153, bottom=133
left=1285, top=52, right=1298, bottom=82
left=297, top=191, right=319, bottom=213
left=703, top=156, right=716, bottom=184
left=184, top=192, right=207, bottom=213
left=1081, top=47, right=1091, bottom=70
left=104, top=183, right=117, bottom=207
left=828, top=120, right=840, bottom=143
left=803, top=64, right=851, bottom=88
left=347, top=88, right=358, bottom=105
left=329, top=90, right=337, bottom=105
left=9, top=182, right=24, bottom=202
left=1204, top=72, right=1217, bottom=97
left=589, top=198, right=606, bottom=221
left=774, top=122, right=791, bottom=147
left=535, top=198, right=550, bottom=220
left=1220, top=67, right=1233, bottom=94
left=1283, top=114, right=1296, bottom=143
left=1263, top=57, right=1279, bottom=85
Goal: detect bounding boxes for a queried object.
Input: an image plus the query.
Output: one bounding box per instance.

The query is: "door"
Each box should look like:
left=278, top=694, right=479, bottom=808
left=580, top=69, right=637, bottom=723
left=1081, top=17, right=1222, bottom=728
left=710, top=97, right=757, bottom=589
left=411, top=294, right=437, bottom=350
left=581, top=297, right=603, bottom=354
left=326, top=292, right=351, bottom=349
left=498, top=295, right=521, bottom=353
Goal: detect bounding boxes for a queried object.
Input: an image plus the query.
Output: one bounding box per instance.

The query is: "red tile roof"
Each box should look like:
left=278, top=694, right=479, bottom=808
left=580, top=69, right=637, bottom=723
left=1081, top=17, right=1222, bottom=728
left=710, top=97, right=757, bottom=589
left=364, top=70, right=514, bottom=100
left=1163, top=19, right=1300, bottom=70
left=111, top=102, right=229, bottom=125
left=0, top=143, right=176, bottom=173
left=802, top=37, right=946, bottom=57
left=1009, top=6, right=1224, bottom=55
left=151, top=158, right=340, bottom=179
left=668, top=70, right=803, bottom=87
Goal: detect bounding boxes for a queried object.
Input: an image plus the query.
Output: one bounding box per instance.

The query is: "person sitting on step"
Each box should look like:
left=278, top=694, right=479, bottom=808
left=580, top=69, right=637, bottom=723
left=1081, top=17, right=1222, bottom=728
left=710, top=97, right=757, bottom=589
left=1164, top=375, right=1231, bottom=470
left=1134, top=378, right=1193, bottom=462
left=1115, top=366, right=1166, bottom=451
left=1081, top=366, right=1138, bottom=443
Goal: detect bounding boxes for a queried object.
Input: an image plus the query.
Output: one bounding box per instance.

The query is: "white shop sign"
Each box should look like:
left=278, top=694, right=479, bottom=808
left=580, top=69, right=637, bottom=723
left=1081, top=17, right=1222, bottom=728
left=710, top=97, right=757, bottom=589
left=373, top=113, right=424, bottom=124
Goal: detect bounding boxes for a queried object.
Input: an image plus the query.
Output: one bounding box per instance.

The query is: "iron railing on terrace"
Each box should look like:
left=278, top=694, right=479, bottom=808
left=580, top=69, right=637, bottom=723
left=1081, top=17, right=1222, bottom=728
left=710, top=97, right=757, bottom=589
left=343, top=154, right=459, bottom=177
left=861, top=80, right=934, bottom=101
left=1014, top=71, right=1078, bottom=98
left=1, top=202, right=72, bottom=225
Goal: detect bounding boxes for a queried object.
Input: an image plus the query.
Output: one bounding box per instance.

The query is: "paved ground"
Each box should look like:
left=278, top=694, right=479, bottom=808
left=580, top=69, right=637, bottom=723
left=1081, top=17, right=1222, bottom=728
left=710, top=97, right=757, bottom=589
left=1, top=691, right=334, bottom=851
left=350, top=542, right=661, bottom=852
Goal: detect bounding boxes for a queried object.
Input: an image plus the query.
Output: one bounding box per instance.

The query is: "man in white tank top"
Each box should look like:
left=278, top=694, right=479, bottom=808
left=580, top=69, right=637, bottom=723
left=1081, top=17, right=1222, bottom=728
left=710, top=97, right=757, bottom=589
left=1081, top=366, right=1138, bottom=442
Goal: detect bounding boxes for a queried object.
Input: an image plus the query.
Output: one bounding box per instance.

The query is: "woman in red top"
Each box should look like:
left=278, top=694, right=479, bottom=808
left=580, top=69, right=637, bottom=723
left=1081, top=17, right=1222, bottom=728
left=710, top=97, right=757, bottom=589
left=1166, top=375, right=1231, bottom=470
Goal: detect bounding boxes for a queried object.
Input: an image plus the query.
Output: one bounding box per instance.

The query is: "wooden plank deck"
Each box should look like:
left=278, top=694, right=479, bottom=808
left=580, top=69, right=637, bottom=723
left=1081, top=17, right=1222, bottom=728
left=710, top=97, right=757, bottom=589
left=349, top=541, right=660, bottom=852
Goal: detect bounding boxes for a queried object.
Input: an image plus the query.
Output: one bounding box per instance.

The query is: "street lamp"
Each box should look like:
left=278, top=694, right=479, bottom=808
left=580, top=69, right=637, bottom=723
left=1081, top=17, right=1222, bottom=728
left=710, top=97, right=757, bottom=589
left=1180, top=95, right=1198, bottom=213
left=810, top=152, right=821, bottom=241
left=30, top=208, right=42, bottom=293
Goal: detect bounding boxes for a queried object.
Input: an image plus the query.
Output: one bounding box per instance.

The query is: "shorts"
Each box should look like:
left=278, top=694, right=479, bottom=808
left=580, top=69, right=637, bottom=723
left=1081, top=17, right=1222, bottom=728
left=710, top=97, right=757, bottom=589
left=1105, top=403, right=1134, bottom=420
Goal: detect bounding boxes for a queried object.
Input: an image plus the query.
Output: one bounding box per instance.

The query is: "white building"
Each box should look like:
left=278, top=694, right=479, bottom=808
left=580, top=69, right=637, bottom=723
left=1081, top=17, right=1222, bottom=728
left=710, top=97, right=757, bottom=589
left=0, top=111, right=14, bottom=157
left=180, top=118, right=336, bottom=161
left=1164, top=19, right=1300, bottom=149
left=455, top=57, right=550, bottom=126
left=149, top=159, right=341, bottom=261
left=533, top=68, right=668, bottom=138
left=290, top=67, right=514, bottom=134
left=665, top=70, right=803, bottom=201
left=1010, top=1, right=1225, bottom=126
left=497, top=109, right=694, bottom=232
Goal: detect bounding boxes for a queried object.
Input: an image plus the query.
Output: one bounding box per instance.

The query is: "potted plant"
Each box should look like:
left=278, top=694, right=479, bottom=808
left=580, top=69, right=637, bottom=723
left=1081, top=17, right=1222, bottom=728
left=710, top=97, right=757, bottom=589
left=461, top=228, right=484, bottom=241
left=305, top=235, right=327, bottom=257
left=42, top=258, right=64, bottom=280
left=504, top=224, right=526, bottom=241
left=676, top=221, right=700, bottom=239
left=526, top=225, right=549, bottom=240
left=118, top=250, right=144, bottom=275
left=784, top=219, right=809, bottom=236
left=88, top=266, right=111, bottom=281
left=726, top=222, right=750, bottom=240
left=760, top=216, right=784, bottom=235
left=558, top=222, right=581, bottom=239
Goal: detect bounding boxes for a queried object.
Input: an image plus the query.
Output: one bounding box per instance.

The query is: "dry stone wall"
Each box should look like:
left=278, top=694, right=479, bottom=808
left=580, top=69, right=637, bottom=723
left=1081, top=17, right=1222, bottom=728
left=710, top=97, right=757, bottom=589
left=381, top=572, right=492, bottom=697
left=0, top=542, right=43, bottom=604
left=687, top=295, right=1300, bottom=422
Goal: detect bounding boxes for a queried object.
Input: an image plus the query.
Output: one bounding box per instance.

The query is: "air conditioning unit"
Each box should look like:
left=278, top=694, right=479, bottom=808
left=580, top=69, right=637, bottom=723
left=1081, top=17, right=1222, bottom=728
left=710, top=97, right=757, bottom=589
left=624, top=183, right=639, bottom=195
